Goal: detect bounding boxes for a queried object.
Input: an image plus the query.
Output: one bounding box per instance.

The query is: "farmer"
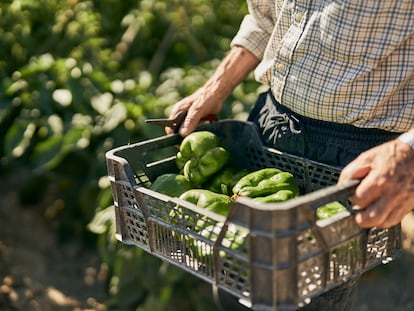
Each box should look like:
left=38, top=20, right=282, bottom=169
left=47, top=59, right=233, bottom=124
left=166, top=1, right=414, bottom=310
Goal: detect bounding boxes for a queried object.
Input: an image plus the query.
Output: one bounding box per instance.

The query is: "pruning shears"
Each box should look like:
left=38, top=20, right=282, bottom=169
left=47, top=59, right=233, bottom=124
left=145, top=111, right=217, bottom=133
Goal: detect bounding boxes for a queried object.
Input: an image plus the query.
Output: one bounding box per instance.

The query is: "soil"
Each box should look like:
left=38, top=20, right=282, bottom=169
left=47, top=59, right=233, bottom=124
left=1, top=171, right=414, bottom=311
left=0, top=172, right=107, bottom=311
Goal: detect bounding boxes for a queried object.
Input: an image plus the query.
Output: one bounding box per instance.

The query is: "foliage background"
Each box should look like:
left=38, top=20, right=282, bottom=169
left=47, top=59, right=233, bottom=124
left=0, top=0, right=261, bottom=310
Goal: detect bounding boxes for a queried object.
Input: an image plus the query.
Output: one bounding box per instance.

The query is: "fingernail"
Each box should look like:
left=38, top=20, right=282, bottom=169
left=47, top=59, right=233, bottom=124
left=179, top=128, right=188, bottom=137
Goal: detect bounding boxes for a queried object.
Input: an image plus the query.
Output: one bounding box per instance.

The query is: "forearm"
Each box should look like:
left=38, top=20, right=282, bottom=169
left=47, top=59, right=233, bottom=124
left=168, top=45, right=260, bottom=136
left=202, top=45, right=260, bottom=102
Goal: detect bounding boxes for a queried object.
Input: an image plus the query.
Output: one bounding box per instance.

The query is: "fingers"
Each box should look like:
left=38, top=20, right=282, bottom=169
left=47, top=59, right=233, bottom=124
left=338, top=153, right=383, bottom=210
left=351, top=169, right=388, bottom=208
left=344, top=167, right=400, bottom=228
left=165, top=126, right=175, bottom=135
left=338, top=155, right=371, bottom=184
left=166, top=88, right=223, bottom=136
left=165, top=97, right=194, bottom=135
left=354, top=190, right=411, bottom=228
left=339, top=142, right=414, bottom=228
left=178, top=111, right=201, bottom=137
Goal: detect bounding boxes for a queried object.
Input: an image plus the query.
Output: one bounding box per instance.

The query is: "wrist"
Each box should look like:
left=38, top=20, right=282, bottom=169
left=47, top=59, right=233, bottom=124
left=398, top=131, right=414, bottom=151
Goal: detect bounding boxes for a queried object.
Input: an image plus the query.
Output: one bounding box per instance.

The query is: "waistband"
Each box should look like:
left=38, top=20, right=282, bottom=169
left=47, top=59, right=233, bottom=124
left=268, top=91, right=401, bottom=146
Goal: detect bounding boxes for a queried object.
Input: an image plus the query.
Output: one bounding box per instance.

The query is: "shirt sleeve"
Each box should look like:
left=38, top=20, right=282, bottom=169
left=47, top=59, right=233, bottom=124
left=230, top=14, right=272, bottom=61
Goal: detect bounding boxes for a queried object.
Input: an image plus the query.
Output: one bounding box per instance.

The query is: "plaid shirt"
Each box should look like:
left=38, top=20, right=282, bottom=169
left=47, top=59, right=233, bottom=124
left=231, top=0, right=414, bottom=132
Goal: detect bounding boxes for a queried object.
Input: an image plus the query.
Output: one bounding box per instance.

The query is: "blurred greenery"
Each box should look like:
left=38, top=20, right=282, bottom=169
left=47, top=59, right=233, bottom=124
left=0, top=0, right=261, bottom=310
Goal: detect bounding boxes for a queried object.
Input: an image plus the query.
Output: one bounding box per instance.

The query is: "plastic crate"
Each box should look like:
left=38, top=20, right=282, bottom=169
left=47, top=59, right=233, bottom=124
left=106, top=120, right=401, bottom=311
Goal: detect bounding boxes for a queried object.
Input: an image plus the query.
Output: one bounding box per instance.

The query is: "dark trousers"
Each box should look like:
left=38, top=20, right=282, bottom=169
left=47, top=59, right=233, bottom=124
left=248, top=91, right=400, bottom=167
left=214, top=90, right=400, bottom=311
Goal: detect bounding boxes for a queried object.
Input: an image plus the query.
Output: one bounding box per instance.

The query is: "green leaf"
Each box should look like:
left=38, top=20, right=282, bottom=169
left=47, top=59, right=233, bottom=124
left=30, top=134, right=64, bottom=170
left=87, top=205, right=115, bottom=235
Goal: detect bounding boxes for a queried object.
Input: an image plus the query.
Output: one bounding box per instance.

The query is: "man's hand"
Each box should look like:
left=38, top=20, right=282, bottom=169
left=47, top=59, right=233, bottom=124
left=339, top=137, right=414, bottom=228
left=166, top=87, right=224, bottom=136
left=166, top=45, right=260, bottom=136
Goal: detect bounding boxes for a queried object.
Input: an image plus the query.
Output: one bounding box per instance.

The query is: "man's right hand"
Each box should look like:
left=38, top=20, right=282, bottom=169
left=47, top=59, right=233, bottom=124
left=165, top=86, right=225, bottom=136
left=166, top=45, right=260, bottom=136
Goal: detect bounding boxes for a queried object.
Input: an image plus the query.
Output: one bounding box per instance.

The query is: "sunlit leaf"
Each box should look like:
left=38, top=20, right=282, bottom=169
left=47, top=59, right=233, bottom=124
left=0, top=1, right=255, bottom=310
left=52, top=89, right=73, bottom=107
left=30, top=134, right=64, bottom=170
left=87, top=205, right=115, bottom=235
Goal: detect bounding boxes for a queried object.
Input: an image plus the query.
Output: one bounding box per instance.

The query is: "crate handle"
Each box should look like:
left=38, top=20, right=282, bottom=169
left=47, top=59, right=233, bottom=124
left=302, top=179, right=360, bottom=215
left=330, top=178, right=360, bottom=203
left=302, top=178, right=361, bottom=254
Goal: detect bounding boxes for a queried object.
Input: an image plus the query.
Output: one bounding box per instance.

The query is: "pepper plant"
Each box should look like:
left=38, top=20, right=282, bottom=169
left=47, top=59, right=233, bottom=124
left=0, top=0, right=259, bottom=310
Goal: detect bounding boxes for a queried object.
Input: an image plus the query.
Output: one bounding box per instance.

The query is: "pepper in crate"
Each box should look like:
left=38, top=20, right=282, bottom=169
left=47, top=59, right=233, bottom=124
left=176, top=131, right=230, bottom=186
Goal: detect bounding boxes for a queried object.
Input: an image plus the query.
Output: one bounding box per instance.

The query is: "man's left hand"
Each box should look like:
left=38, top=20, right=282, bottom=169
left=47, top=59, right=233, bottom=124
left=339, top=137, right=414, bottom=228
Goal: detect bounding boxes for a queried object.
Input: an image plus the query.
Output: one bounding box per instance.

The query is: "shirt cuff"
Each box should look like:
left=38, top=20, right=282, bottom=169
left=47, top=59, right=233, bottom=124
left=398, top=132, right=414, bottom=150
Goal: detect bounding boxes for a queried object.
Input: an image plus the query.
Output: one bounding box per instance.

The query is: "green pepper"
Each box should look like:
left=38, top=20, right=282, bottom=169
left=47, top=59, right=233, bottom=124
left=232, top=168, right=300, bottom=198
left=252, top=189, right=296, bottom=203
left=176, top=131, right=230, bottom=186
left=206, top=166, right=250, bottom=196
left=150, top=173, right=193, bottom=197
left=197, top=223, right=248, bottom=257
left=179, top=189, right=232, bottom=216
left=189, top=222, right=248, bottom=269
left=316, top=201, right=348, bottom=220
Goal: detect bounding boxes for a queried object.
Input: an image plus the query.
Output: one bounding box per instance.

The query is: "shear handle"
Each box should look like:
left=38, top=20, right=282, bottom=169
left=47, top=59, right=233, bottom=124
left=145, top=111, right=216, bottom=133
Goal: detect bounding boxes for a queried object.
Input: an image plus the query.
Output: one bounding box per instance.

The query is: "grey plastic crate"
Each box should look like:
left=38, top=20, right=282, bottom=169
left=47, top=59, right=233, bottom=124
left=106, top=120, right=401, bottom=311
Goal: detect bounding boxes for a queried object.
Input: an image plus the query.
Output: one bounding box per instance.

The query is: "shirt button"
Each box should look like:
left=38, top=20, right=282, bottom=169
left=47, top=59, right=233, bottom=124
left=295, top=12, right=303, bottom=23
left=277, top=63, right=286, bottom=72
